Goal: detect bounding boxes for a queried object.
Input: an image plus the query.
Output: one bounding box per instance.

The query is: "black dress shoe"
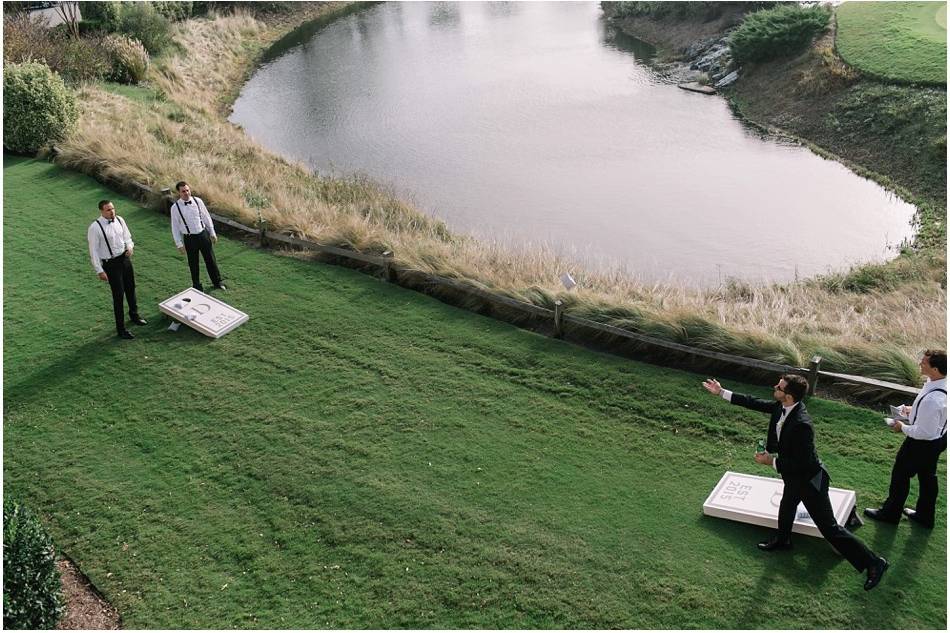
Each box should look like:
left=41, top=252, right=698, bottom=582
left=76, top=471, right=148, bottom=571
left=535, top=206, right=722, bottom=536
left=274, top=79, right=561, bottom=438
left=757, top=538, right=792, bottom=551
left=864, top=508, right=901, bottom=524
left=118, top=330, right=135, bottom=340
left=864, top=556, right=888, bottom=591
left=212, top=283, right=227, bottom=291
left=130, top=316, right=148, bottom=326
left=903, top=508, right=935, bottom=528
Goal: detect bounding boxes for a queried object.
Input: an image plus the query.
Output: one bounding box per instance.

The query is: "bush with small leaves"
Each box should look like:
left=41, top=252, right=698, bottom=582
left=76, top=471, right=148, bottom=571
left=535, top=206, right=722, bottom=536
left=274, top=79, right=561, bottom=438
left=81, top=1, right=124, bottom=31
left=153, top=1, right=193, bottom=21
left=104, top=34, right=150, bottom=84
left=2, top=500, right=64, bottom=630
left=117, top=1, right=171, bottom=55
left=3, top=61, right=79, bottom=155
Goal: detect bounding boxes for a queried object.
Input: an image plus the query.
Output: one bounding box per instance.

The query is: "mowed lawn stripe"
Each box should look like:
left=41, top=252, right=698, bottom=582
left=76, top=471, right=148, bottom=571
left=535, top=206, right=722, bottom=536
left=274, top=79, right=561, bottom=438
left=3, top=156, right=945, bottom=628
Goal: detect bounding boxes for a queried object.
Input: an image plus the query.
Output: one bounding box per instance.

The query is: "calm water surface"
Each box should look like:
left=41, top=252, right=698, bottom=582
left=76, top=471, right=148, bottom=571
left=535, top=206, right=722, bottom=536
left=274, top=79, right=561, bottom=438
left=231, top=1, right=915, bottom=285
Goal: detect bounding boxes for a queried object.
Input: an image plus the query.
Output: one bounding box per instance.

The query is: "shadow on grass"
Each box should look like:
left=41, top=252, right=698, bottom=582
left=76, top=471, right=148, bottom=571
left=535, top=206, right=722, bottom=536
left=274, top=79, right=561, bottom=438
left=843, top=520, right=937, bottom=627
left=697, top=512, right=840, bottom=584
left=5, top=336, right=122, bottom=411
left=5, top=321, right=211, bottom=412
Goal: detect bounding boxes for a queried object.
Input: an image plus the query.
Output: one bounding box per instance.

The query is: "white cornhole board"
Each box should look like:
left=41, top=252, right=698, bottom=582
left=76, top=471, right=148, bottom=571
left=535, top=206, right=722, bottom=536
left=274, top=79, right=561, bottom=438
left=702, top=471, right=856, bottom=538
left=158, top=288, right=248, bottom=338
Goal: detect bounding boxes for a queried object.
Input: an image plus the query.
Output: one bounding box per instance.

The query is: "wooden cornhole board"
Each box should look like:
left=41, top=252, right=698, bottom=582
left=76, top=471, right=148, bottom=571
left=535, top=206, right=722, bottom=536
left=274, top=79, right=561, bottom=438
left=158, top=288, right=248, bottom=338
left=703, top=471, right=857, bottom=538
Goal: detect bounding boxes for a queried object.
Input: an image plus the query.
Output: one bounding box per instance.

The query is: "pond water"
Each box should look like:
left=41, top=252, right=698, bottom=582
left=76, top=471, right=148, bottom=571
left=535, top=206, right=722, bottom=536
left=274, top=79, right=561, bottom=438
left=231, top=1, right=915, bottom=286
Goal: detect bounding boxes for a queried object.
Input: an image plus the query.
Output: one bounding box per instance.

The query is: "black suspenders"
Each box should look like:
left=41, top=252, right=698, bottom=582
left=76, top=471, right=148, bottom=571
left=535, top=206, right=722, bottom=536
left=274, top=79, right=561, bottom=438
left=96, top=216, right=119, bottom=259
left=910, top=388, right=947, bottom=437
left=175, top=199, right=205, bottom=235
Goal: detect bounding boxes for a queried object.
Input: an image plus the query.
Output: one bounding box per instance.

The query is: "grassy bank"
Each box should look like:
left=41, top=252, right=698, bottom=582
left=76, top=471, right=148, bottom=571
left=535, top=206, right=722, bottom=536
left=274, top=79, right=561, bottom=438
left=46, top=5, right=944, bottom=385
left=4, top=156, right=946, bottom=628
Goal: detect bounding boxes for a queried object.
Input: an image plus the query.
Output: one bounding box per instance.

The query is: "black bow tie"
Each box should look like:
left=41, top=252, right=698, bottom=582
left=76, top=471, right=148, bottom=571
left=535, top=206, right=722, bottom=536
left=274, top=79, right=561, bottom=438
left=184, top=200, right=193, bottom=205
left=107, top=219, right=114, bottom=223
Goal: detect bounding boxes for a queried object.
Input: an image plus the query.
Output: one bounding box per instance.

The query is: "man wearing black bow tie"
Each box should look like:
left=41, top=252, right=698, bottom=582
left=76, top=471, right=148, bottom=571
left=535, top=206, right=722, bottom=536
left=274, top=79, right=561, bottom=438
left=87, top=200, right=148, bottom=340
left=702, top=374, right=889, bottom=591
left=170, top=181, right=226, bottom=292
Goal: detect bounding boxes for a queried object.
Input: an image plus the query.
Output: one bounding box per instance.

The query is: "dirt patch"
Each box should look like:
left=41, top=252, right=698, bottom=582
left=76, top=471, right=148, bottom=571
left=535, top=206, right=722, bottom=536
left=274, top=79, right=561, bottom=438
left=56, top=557, right=120, bottom=630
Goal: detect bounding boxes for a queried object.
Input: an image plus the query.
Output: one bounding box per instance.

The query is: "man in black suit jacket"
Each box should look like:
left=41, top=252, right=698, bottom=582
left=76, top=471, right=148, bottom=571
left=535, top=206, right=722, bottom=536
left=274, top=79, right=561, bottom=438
left=703, top=374, right=889, bottom=591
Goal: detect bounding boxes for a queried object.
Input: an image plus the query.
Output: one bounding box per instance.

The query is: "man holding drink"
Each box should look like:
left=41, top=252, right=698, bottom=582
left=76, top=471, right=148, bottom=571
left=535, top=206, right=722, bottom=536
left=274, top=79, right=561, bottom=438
left=702, top=374, right=888, bottom=591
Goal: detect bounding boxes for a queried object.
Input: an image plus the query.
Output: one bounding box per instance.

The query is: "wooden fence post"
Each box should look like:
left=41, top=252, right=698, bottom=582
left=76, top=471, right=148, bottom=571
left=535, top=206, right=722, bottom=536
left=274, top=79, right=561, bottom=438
left=381, top=251, right=396, bottom=282
left=808, top=355, right=822, bottom=395
left=554, top=300, right=564, bottom=338
left=257, top=212, right=268, bottom=248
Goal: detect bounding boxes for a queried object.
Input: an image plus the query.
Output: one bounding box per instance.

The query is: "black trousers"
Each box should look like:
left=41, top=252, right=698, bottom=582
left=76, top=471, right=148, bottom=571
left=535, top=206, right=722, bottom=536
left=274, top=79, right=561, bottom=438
left=777, top=469, right=876, bottom=571
left=183, top=230, right=222, bottom=289
left=102, top=254, right=139, bottom=334
left=881, top=435, right=947, bottom=524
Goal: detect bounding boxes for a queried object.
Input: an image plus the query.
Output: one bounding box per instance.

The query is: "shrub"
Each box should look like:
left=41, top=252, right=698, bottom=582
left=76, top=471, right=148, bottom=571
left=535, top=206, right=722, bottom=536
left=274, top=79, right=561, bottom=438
left=117, top=1, right=171, bottom=55
left=3, top=12, right=50, bottom=65
left=153, top=1, right=193, bottom=21
left=56, top=35, right=112, bottom=83
left=104, top=34, right=150, bottom=84
left=3, top=61, right=79, bottom=155
left=190, top=1, right=292, bottom=17
left=729, top=4, right=831, bottom=64
left=2, top=500, right=64, bottom=630
left=81, top=1, right=124, bottom=31
left=5, top=15, right=110, bottom=84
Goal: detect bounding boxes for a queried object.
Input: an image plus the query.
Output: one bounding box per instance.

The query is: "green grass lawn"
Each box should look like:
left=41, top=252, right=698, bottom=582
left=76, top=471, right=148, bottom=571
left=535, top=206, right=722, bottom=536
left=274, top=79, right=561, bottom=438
left=836, top=1, right=947, bottom=85
left=3, top=156, right=946, bottom=628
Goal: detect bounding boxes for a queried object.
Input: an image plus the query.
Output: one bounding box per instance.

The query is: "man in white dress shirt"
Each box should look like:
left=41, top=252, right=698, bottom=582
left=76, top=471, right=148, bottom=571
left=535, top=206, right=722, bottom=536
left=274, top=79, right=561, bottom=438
left=865, top=350, right=947, bottom=529
left=170, top=181, right=226, bottom=292
left=87, top=200, right=148, bottom=340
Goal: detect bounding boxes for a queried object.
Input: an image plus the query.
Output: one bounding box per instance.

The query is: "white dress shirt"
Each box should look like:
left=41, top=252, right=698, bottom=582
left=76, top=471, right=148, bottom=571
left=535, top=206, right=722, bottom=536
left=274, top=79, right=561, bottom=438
left=87, top=216, right=133, bottom=274
left=170, top=196, right=216, bottom=248
left=902, top=377, right=947, bottom=440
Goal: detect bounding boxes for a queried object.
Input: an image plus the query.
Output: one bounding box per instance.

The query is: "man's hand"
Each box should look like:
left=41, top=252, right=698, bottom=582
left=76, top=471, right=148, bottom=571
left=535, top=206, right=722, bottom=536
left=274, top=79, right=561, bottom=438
left=125, top=247, right=133, bottom=258
left=98, top=272, right=108, bottom=281
left=754, top=451, right=774, bottom=466
left=702, top=378, right=722, bottom=396
left=891, top=420, right=904, bottom=433
left=177, top=245, right=185, bottom=254
left=211, top=235, right=218, bottom=244
left=899, top=404, right=911, bottom=417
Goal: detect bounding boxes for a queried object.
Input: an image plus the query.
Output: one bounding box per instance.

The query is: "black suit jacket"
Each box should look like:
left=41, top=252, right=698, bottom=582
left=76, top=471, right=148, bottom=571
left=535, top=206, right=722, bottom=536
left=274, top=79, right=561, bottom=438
left=730, top=393, right=824, bottom=483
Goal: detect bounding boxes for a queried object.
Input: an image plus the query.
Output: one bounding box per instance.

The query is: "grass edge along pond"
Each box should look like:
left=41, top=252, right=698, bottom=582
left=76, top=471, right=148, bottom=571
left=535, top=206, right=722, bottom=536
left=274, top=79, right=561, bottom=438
left=48, top=6, right=945, bottom=387
left=3, top=155, right=946, bottom=628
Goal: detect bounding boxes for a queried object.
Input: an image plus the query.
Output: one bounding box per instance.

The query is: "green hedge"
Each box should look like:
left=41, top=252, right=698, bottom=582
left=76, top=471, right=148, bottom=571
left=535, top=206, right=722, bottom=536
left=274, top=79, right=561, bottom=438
left=729, top=4, right=831, bottom=64
left=81, top=1, right=124, bottom=31
left=3, top=500, right=64, bottom=630
left=117, top=2, right=172, bottom=55
left=3, top=62, right=78, bottom=155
